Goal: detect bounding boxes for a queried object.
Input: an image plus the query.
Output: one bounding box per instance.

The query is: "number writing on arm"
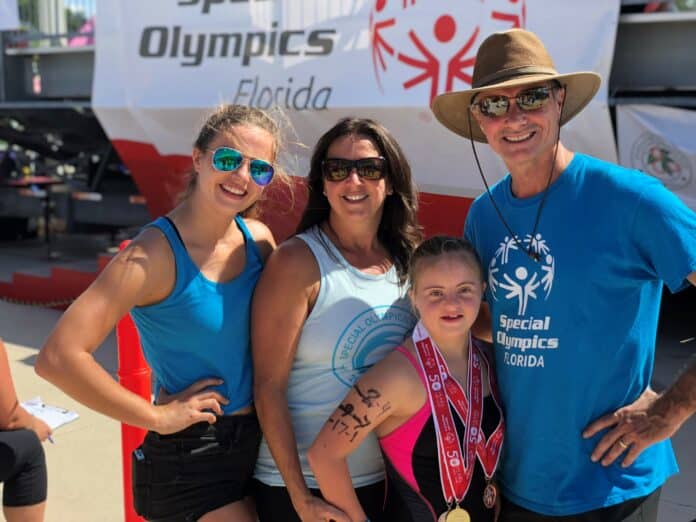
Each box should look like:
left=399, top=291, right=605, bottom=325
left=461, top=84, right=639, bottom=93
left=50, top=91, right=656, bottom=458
left=327, top=385, right=392, bottom=442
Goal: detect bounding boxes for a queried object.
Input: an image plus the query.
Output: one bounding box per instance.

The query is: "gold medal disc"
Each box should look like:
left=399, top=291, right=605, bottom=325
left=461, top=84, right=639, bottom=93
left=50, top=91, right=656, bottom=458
left=483, top=482, right=498, bottom=509
left=438, top=512, right=448, bottom=522
left=446, top=507, right=471, bottom=522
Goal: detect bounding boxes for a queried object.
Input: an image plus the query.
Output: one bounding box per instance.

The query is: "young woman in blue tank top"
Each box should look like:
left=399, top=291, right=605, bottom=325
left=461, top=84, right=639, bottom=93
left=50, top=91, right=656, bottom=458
left=252, top=118, right=422, bottom=522
left=308, top=237, right=505, bottom=522
left=36, top=105, right=287, bottom=521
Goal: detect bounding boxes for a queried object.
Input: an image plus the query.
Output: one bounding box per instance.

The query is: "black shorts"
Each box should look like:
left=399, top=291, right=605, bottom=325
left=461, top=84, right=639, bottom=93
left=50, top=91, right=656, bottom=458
left=0, top=429, right=47, bottom=507
left=132, top=413, right=261, bottom=522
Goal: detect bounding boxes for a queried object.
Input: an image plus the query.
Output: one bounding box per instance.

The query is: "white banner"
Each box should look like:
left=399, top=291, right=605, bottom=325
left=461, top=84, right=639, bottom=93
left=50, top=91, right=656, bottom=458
left=93, top=0, right=619, bottom=206
left=0, top=0, right=19, bottom=30
left=617, top=104, right=696, bottom=211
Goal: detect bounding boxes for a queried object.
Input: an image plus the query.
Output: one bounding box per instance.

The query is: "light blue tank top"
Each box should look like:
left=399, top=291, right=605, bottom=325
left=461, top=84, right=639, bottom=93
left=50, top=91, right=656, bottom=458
left=254, top=225, right=416, bottom=488
left=130, top=215, right=263, bottom=414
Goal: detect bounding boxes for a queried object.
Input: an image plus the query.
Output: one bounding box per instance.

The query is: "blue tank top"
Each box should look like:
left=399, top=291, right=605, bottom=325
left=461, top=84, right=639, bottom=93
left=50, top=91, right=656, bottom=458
left=130, top=215, right=263, bottom=414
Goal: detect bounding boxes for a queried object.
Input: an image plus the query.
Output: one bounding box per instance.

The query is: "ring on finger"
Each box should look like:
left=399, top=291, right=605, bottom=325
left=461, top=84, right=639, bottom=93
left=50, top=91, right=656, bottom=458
left=618, top=437, right=629, bottom=449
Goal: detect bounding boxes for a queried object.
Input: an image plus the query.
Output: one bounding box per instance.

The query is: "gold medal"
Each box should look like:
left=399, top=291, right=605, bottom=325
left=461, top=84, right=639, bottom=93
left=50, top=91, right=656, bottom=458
left=438, top=512, right=448, bottom=522
left=483, top=482, right=498, bottom=509
left=446, top=507, right=471, bottom=522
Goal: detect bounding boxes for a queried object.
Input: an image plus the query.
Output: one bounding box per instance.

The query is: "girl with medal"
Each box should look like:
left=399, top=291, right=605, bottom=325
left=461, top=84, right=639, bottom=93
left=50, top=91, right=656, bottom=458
left=308, top=236, right=504, bottom=522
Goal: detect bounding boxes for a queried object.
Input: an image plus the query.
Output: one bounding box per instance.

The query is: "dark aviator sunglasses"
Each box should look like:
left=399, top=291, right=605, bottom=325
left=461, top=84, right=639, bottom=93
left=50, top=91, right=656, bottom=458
left=321, top=157, right=387, bottom=182
left=471, top=85, right=559, bottom=118
left=210, top=147, right=275, bottom=186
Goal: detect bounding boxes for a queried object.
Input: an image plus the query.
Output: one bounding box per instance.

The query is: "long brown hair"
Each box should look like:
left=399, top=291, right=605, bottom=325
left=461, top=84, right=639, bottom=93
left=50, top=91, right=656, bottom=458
left=297, top=117, right=422, bottom=284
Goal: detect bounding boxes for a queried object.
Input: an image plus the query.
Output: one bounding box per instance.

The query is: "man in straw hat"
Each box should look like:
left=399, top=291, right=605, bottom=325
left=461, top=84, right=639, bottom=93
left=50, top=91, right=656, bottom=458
left=432, top=28, right=696, bottom=521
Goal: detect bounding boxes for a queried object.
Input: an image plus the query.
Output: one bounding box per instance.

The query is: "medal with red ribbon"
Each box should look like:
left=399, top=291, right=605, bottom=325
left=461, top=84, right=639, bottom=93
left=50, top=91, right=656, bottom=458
left=413, top=322, right=504, bottom=518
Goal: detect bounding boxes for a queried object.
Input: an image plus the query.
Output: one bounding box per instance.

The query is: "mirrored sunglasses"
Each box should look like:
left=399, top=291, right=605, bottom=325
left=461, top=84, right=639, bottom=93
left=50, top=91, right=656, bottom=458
left=211, top=147, right=275, bottom=186
left=471, top=86, right=556, bottom=118
left=321, top=157, right=387, bottom=182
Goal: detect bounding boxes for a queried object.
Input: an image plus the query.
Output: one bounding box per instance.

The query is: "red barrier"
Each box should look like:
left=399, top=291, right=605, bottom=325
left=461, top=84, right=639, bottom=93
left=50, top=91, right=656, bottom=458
left=115, top=240, right=150, bottom=522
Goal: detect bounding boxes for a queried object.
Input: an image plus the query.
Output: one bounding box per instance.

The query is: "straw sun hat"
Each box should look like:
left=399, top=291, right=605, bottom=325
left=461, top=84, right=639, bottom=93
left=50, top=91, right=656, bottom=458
left=431, top=29, right=601, bottom=143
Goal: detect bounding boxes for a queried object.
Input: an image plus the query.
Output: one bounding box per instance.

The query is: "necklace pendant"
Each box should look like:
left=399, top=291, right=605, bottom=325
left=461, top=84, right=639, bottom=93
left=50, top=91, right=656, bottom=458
left=483, top=481, right=498, bottom=509
left=446, top=506, right=471, bottom=522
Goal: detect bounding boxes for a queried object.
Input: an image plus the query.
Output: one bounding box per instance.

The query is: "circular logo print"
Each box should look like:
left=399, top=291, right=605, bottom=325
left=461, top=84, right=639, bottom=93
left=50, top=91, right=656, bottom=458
left=332, top=304, right=416, bottom=387
left=631, top=132, right=693, bottom=189
left=488, top=234, right=554, bottom=316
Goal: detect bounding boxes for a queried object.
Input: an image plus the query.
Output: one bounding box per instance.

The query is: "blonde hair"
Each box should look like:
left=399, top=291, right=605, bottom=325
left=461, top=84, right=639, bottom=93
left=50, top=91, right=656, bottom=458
left=181, top=104, right=292, bottom=218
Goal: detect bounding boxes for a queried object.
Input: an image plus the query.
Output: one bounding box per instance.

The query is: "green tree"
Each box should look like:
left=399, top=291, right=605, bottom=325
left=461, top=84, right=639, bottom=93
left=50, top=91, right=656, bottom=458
left=66, top=8, right=86, bottom=33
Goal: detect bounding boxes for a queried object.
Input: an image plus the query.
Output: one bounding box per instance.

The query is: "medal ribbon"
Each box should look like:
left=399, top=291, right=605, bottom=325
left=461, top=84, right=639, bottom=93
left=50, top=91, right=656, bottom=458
left=414, top=322, right=479, bottom=506
left=438, top=347, right=504, bottom=480
left=413, top=322, right=505, bottom=506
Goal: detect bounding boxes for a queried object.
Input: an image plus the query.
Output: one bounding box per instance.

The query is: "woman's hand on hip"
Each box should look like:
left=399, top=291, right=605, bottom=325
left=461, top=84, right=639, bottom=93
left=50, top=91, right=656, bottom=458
left=154, top=378, right=228, bottom=434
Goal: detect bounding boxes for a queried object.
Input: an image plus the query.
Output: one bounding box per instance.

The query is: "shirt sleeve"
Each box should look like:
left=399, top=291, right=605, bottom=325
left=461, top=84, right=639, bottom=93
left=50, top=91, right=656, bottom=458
left=630, top=180, right=696, bottom=293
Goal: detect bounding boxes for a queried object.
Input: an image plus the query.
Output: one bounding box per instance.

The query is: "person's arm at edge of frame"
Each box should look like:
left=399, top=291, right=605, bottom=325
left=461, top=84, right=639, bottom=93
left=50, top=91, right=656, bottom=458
left=0, top=339, right=52, bottom=441
left=307, top=352, right=411, bottom=522
left=35, top=229, right=227, bottom=434
left=583, top=270, right=696, bottom=467
left=252, top=239, right=349, bottom=522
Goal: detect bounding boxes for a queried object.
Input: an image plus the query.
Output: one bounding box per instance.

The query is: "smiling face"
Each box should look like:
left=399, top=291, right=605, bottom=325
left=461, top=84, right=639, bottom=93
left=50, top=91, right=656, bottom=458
left=191, top=124, right=275, bottom=216
left=322, top=133, right=392, bottom=225
left=472, top=81, right=565, bottom=171
left=410, top=252, right=484, bottom=342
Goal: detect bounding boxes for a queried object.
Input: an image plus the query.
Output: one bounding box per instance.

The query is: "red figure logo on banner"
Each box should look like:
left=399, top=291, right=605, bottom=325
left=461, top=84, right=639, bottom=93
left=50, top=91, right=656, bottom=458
left=370, top=0, right=526, bottom=105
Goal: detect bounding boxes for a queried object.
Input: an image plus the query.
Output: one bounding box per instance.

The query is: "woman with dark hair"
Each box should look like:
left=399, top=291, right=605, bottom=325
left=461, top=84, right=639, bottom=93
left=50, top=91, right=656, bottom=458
left=252, top=117, right=421, bottom=522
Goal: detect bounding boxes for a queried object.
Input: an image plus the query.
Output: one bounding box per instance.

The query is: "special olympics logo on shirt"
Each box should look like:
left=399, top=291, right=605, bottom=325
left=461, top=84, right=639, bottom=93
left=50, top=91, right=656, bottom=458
left=332, top=305, right=416, bottom=387
left=488, top=234, right=554, bottom=316
left=370, top=0, right=526, bottom=104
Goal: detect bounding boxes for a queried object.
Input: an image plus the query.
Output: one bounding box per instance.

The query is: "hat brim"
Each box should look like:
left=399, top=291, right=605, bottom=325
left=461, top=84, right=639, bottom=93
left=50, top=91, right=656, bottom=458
left=431, top=72, right=601, bottom=143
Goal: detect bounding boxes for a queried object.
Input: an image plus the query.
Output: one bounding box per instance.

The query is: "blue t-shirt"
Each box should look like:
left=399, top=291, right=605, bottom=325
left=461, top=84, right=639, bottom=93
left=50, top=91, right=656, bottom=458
left=464, top=153, right=696, bottom=515
left=130, top=215, right=263, bottom=415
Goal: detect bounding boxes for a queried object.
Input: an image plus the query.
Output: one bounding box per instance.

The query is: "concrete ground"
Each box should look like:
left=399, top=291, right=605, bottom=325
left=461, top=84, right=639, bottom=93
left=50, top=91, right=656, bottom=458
left=0, top=236, right=694, bottom=522
left=1, top=301, right=123, bottom=522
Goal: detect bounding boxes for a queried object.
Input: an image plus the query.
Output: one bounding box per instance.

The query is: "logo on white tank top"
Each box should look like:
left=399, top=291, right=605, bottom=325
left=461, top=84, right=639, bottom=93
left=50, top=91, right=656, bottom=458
left=332, top=304, right=416, bottom=387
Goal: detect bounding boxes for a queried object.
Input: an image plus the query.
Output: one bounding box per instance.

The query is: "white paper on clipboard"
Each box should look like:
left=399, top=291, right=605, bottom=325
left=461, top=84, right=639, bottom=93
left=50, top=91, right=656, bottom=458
left=21, top=397, right=79, bottom=430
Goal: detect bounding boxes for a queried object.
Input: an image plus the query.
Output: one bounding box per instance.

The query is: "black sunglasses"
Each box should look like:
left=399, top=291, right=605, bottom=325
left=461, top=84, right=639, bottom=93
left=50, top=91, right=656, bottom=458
left=321, top=157, right=387, bottom=182
left=471, top=86, right=558, bottom=118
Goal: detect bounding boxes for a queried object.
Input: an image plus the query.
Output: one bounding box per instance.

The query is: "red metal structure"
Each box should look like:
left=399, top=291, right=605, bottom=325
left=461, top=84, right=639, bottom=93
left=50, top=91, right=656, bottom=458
left=115, top=240, right=150, bottom=522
